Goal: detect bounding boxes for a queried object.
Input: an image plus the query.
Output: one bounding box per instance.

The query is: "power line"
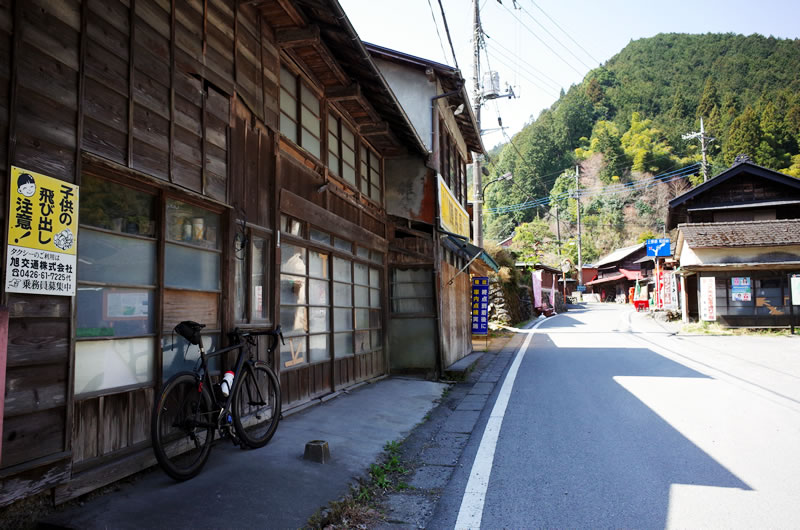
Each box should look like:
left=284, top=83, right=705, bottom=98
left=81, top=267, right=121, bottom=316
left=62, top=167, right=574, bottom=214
left=486, top=50, right=558, bottom=97
left=495, top=1, right=584, bottom=76
left=526, top=0, right=602, bottom=66
left=487, top=164, right=700, bottom=213
left=426, top=0, right=449, bottom=65
left=516, top=4, right=594, bottom=71
left=437, top=0, right=459, bottom=69
left=484, top=32, right=563, bottom=90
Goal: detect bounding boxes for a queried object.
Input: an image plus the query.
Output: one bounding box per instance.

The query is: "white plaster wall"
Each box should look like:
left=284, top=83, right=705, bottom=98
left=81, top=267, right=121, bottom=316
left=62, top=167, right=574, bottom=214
left=373, top=58, right=435, bottom=151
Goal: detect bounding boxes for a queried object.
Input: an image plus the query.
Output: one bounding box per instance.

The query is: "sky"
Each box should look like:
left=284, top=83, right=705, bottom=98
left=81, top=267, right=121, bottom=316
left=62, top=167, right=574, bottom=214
left=338, top=0, right=800, bottom=150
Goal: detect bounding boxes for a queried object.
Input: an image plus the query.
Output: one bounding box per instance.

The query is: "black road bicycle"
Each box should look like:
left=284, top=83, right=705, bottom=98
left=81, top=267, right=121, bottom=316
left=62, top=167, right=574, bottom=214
left=151, top=321, right=283, bottom=480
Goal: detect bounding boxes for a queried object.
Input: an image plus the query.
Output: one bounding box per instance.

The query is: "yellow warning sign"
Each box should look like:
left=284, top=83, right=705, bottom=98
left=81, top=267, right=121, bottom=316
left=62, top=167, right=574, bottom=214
left=5, top=166, right=79, bottom=296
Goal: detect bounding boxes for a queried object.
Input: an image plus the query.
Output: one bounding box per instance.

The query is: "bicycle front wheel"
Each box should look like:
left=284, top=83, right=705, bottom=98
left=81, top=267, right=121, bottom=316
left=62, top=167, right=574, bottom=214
left=152, top=372, right=215, bottom=480
left=232, top=361, right=281, bottom=449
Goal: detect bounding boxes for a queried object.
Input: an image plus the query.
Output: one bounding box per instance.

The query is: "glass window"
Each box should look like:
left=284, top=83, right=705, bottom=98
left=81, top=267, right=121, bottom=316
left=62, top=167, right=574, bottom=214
left=251, top=237, right=267, bottom=321
left=334, top=238, right=352, bottom=254
left=164, top=245, right=220, bottom=290
left=310, top=228, right=330, bottom=245
left=281, top=215, right=303, bottom=237
left=281, top=244, right=307, bottom=274
left=162, top=333, right=219, bottom=380
left=166, top=199, right=220, bottom=249
left=359, top=144, right=382, bottom=204
left=75, top=338, right=154, bottom=394
left=391, top=268, right=435, bottom=314
left=280, top=66, right=298, bottom=143
left=328, top=112, right=340, bottom=176
left=77, top=287, right=155, bottom=338
left=80, top=176, right=156, bottom=236
left=76, top=176, right=160, bottom=396
left=78, top=230, right=157, bottom=285
left=279, top=242, right=332, bottom=368
left=280, top=66, right=321, bottom=158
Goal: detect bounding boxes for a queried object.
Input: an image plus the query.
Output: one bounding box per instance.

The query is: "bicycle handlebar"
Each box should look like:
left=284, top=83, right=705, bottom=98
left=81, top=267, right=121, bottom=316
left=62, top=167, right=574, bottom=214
left=229, top=326, right=285, bottom=347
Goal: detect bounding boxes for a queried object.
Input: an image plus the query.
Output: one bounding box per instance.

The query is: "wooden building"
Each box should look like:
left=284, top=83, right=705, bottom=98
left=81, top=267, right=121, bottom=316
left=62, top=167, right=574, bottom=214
left=364, top=44, right=494, bottom=377
left=0, top=0, right=430, bottom=506
left=668, top=158, right=800, bottom=326
left=584, top=243, right=646, bottom=302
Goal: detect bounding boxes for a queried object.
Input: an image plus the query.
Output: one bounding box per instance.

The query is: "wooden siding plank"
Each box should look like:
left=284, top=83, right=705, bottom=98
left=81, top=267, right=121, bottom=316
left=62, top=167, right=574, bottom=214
left=1, top=408, right=65, bottom=468
left=3, top=364, right=67, bottom=417
left=6, top=319, right=70, bottom=367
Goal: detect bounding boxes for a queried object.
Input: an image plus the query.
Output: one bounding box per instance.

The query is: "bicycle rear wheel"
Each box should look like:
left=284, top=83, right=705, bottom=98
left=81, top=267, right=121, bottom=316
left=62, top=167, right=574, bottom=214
left=152, top=372, right=215, bottom=480
left=232, top=361, right=281, bottom=449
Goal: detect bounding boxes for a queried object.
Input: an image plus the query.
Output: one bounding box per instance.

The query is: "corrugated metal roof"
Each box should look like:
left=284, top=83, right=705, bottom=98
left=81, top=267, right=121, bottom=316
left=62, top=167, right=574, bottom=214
left=594, top=243, right=645, bottom=268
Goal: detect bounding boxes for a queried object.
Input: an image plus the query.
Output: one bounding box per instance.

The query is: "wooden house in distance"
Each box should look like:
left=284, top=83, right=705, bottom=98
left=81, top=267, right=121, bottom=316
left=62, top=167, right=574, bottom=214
left=0, top=0, right=434, bottom=507
left=364, top=43, right=496, bottom=377
left=668, top=157, right=800, bottom=326
left=584, top=243, right=646, bottom=302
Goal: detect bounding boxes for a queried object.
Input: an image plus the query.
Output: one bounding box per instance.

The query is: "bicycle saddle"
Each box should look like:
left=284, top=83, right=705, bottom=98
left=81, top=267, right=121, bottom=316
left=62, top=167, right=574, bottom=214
left=175, top=320, right=206, bottom=345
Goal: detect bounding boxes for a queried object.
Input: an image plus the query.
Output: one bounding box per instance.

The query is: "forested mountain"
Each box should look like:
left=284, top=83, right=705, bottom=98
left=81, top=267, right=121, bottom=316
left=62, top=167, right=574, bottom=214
left=482, top=33, right=800, bottom=266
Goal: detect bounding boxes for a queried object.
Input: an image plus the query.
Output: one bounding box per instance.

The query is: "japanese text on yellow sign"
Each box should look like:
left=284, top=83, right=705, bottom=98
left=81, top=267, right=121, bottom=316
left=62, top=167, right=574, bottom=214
left=438, top=174, right=470, bottom=239
left=5, top=166, right=79, bottom=296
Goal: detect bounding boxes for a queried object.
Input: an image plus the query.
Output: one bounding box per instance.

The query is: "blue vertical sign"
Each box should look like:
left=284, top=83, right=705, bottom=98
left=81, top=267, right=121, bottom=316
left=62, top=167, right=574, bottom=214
left=471, top=276, right=489, bottom=335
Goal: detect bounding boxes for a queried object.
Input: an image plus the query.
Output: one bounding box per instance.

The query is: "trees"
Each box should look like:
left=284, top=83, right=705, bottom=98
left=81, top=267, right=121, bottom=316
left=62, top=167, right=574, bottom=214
left=723, top=106, right=761, bottom=165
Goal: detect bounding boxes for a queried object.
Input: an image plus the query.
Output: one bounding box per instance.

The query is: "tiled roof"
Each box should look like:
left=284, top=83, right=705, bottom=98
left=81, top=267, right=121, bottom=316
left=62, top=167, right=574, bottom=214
left=678, top=219, right=800, bottom=248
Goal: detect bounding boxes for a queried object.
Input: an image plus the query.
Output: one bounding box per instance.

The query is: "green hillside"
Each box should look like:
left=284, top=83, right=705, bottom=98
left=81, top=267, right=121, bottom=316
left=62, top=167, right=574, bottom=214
left=483, top=33, right=800, bottom=265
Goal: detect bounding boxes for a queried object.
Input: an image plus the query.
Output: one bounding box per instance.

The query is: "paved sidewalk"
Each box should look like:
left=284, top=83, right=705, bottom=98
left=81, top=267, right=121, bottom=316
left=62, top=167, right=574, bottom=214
left=376, top=329, right=528, bottom=528
left=41, top=377, right=447, bottom=529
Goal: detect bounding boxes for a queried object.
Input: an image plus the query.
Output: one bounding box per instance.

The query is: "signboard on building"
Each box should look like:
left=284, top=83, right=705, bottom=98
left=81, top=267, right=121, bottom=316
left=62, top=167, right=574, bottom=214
left=700, top=276, right=716, bottom=321
left=730, top=277, right=752, bottom=302
left=5, top=166, right=79, bottom=296
left=646, top=238, right=671, bottom=257
left=438, top=174, right=470, bottom=239
left=791, top=274, right=800, bottom=305
left=576, top=285, right=586, bottom=292
left=661, top=271, right=678, bottom=310
left=471, top=276, right=489, bottom=335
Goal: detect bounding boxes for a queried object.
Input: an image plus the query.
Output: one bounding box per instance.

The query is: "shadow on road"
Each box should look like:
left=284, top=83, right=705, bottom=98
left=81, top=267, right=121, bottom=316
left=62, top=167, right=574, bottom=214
left=482, top=335, right=751, bottom=528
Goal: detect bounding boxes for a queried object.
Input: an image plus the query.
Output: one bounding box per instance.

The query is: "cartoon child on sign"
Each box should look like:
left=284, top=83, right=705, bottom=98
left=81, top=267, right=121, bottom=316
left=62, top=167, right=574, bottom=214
left=14, top=173, right=36, bottom=243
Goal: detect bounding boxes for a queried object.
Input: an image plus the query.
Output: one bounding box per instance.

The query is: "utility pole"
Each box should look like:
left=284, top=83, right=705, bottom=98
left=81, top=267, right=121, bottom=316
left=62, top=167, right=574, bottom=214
left=682, top=117, right=715, bottom=182
left=575, top=165, right=583, bottom=287
left=471, top=0, right=483, bottom=248
left=555, top=203, right=561, bottom=257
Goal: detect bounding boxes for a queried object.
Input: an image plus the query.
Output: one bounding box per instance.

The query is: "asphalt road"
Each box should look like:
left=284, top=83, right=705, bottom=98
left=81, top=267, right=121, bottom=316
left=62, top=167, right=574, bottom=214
left=430, top=304, right=800, bottom=528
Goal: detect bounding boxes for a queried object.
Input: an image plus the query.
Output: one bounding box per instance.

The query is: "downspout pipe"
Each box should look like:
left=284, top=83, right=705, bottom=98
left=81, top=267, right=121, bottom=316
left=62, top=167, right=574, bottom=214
left=430, top=85, right=464, bottom=157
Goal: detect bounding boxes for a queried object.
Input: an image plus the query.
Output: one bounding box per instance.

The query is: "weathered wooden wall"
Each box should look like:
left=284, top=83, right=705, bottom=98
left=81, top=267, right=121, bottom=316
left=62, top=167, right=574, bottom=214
left=438, top=260, right=472, bottom=369
left=0, top=0, right=284, bottom=506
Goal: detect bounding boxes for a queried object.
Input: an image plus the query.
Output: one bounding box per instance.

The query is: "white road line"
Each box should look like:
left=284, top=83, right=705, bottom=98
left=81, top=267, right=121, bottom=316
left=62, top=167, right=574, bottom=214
left=454, top=316, right=554, bottom=529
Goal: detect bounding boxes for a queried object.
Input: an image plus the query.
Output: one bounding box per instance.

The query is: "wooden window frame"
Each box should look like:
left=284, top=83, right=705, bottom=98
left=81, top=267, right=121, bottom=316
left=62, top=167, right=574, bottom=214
left=359, top=141, right=383, bottom=206
left=75, top=174, right=226, bottom=397
left=279, top=64, right=322, bottom=161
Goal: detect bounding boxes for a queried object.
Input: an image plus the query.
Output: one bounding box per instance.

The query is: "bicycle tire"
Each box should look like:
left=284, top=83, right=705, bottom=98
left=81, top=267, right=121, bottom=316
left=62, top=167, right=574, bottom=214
left=232, top=361, right=281, bottom=449
left=151, top=372, right=215, bottom=480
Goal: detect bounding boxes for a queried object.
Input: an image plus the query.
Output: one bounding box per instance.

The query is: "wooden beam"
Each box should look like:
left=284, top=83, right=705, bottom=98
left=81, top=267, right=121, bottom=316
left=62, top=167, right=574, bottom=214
left=326, top=83, right=361, bottom=101
left=276, top=26, right=320, bottom=48
left=274, top=0, right=307, bottom=27
left=359, top=122, right=389, bottom=136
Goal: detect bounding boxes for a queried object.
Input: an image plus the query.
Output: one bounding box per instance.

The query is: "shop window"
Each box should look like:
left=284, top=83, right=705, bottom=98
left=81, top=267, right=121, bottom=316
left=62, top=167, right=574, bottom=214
left=279, top=243, right=332, bottom=368
left=280, top=66, right=321, bottom=159
left=76, top=176, right=157, bottom=395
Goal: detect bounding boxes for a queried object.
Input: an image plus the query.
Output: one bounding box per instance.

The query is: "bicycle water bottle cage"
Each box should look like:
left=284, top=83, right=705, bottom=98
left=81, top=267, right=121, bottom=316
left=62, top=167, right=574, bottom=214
left=175, top=321, right=205, bottom=345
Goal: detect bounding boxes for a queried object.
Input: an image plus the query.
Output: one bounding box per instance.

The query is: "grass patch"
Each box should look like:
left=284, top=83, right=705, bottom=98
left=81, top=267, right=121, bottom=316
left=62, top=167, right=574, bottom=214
left=307, top=440, right=412, bottom=529
left=682, top=321, right=794, bottom=336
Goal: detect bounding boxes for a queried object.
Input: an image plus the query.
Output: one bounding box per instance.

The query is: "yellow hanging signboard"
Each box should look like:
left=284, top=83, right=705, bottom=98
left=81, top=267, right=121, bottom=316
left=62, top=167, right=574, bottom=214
left=438, top=174, right=470, bottom=239
left=5, top=166, right=79, bottom=296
